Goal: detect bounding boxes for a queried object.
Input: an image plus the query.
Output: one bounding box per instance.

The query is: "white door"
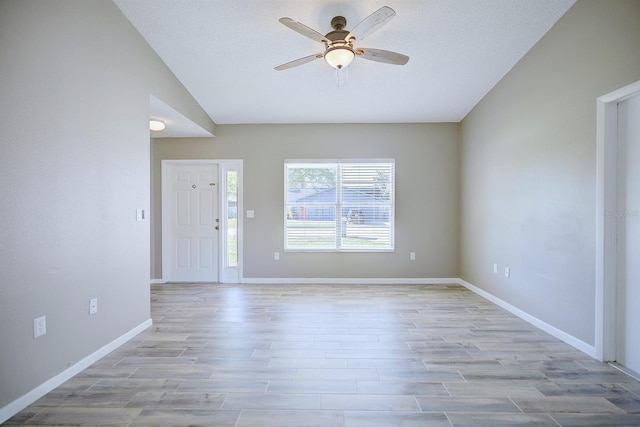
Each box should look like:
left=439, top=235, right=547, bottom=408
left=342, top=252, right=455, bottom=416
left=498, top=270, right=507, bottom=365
left=164, top=163, right=219, bottom=282
left=616, top=93, right=640, bottom=374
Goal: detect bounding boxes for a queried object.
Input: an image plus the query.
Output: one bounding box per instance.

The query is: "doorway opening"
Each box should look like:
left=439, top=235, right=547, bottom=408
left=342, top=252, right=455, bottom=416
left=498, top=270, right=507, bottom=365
left=595, top=80, right=640, bottom=373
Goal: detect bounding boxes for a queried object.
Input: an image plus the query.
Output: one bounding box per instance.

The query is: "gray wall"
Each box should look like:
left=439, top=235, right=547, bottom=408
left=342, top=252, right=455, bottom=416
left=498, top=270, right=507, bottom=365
left=152, top=123, right=460, bottom=280
left=0, top=0, right=213, bottom=410
left=459, top=0, right=640, bottom=345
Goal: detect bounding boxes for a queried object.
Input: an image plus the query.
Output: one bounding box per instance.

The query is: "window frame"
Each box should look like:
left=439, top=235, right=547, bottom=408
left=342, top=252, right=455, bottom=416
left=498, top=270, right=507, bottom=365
left=284, top=159, right=395, bottom=253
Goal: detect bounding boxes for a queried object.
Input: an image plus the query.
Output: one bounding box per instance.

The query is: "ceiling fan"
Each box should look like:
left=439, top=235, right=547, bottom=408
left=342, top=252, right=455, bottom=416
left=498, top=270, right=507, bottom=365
left=274, top=6, right=409, bottom=79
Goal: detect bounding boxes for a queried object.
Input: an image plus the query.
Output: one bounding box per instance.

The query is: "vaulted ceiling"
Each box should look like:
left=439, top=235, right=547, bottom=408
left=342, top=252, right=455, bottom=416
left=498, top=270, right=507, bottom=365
left=114, top=0, right=575, bottom=126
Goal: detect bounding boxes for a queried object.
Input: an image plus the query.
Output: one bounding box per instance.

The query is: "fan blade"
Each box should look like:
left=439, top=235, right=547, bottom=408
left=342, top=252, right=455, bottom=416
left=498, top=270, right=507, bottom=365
left=275, top=53, right=324, bottom=71
left=279, top=17, right=329, bottom=43
left=347, top=6, right=395, bottom=42
left=356, top=48, right=409, bottom=65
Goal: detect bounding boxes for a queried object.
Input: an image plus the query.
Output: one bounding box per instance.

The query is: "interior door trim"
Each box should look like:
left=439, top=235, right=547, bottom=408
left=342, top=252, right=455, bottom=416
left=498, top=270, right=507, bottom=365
left=595, top=80, right=640, bottom=362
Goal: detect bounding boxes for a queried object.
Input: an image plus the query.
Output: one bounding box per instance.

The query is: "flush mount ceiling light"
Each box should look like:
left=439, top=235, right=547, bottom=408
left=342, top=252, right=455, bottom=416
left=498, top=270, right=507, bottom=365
left=275, top=6, right=409, bottom=85
left=149, top=119, right=165, bottom=131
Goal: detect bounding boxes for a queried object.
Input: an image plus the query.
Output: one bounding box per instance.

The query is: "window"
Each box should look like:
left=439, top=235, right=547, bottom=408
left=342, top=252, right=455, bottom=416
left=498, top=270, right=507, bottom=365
left=285, top=159, right=395, bottom=251
left=225, top=170, right=238, bottom=268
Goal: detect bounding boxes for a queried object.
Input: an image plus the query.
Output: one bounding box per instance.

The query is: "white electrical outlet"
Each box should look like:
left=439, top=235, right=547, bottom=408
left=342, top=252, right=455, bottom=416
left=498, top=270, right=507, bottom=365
left=410, top=252, right=416, bottom=261
left=136, top=209, right=145, bottom=221
left=274, top=252, right=280, bottom=261
left=33, top=316, right=46, bottom=338
left=504, top=267, right=510, bottom=278
left=493, top=263, right=498, bottom=274
left=89, top=298, right=98, bottom=315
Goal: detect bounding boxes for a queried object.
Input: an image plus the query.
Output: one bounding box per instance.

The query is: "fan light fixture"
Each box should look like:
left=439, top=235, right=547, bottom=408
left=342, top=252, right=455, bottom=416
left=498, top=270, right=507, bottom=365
left=275, top=6, right=410, bottom=82
left=149, top=119, right=165, bottom=131
left=324, top=45, right=355, bottom=69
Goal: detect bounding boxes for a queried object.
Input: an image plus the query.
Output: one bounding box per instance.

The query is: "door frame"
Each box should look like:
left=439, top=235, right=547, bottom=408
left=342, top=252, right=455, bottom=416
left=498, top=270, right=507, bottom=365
left=161, top=159, right=243, bottom=283
left=595, top=80, right=640, bottom=361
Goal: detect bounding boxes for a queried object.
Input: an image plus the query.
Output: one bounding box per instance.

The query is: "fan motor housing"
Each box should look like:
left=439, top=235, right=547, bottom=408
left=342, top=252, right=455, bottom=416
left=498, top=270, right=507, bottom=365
left=326, top=29, right=351, bottom=44
left=326, top=15, right=353, bottom=45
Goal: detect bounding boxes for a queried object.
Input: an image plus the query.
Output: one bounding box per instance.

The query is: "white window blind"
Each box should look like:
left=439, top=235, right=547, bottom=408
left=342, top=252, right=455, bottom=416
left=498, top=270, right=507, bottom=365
left=285, top=160, right=395, bottom=251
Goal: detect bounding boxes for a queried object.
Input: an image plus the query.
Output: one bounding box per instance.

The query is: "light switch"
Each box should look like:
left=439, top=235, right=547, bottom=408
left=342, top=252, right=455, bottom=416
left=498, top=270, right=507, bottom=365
left=246, top=210, right=255, bottom=218
left=136, top=209, right=145, bottom=221
left=89, top=298, right=98, bottom=315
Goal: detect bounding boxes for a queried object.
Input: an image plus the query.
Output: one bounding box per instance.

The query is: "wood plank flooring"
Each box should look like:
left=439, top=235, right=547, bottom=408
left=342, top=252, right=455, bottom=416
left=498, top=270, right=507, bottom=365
left=6, top=283, right=640, bottom=426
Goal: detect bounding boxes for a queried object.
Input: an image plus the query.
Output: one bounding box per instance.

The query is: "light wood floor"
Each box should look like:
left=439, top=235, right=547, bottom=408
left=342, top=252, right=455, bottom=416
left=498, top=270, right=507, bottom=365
left=6, top=283, right=640, bottom=426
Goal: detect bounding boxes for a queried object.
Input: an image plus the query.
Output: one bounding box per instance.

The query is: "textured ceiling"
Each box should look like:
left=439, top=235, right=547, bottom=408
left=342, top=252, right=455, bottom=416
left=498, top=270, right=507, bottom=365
left=115, top=0, right=575, bottom=126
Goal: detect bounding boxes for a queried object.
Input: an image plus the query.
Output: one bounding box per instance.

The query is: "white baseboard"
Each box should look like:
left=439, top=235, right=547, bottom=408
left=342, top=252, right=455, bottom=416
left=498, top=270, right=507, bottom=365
left=150, top=278, right=164, bottom=284
left=457, top=279, right=596, bottom=358
left=0, top=319, right=152, bottom=424
left=241, top=277, right=460, bottom=285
